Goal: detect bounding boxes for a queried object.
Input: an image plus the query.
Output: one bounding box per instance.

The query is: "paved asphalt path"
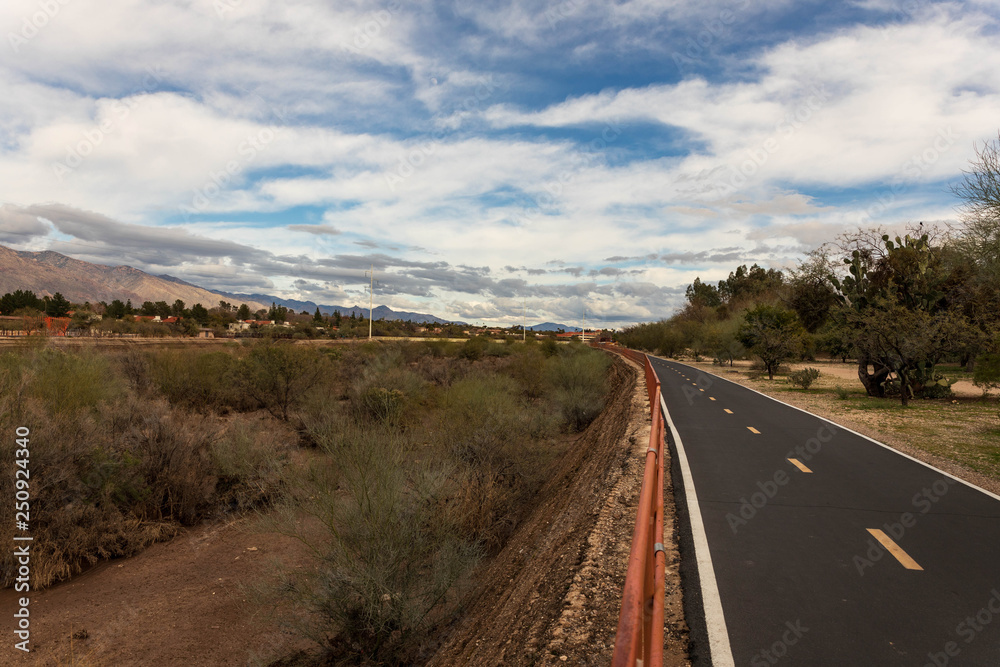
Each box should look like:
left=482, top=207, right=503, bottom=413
left=651, top=357, right=1000, bottom=667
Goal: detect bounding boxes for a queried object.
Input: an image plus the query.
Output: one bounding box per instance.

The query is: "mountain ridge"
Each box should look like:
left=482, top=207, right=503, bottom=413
left=0, top=245, right=460, bottom=324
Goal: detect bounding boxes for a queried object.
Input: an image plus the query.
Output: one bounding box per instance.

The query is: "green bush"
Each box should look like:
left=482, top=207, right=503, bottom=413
left=547, top=348, right=610, bottom=431
left=788, top=367, right=821, bottom=390
left=149, top=349, right=246, bottom=412
left=267, top=424, right=479, bottom=664
left=236, top=342, right=331, bottom=420
left=835, top=385, right=850, bottom=400
left=974, top=353, right=1000, bottom=397
left=459, top=336, right=489, bottom=360
left=29, top=349, right=120, bottom=414
left=356, top=386, right=405, bottom=423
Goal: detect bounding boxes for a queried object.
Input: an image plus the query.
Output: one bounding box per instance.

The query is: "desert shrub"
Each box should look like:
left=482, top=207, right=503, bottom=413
left=0, top=393, right=217, bottom=589
left=0, top=344, right=302, bottom=590
left=484, top=341, right=513, bottom=357
left=266, top=424, right=479, bottom=664
left=835, top=385, right=850, bottom=400
left=459, top=336, right=489, bottom=361
left=547, top=347, right=610, bottom=431
left=356, top=386, right=406, bottom=424
left=235, top=342, right=331, bottom=420
left=423, top=339, right=453, bottom=358
left=114, top=348, right=152, bottom=393
left=503, top=347, right=547, bottom=398
left=29, top=348, right=121, bottom=415
left=540, top=338, right=559, bottom=357
left=788, top=367, right=821, bottom=390
left=348, top=348, right=427, bottom=424
left=148, top=348, right=249, bottom=412
left=438, top=375, right=545, bottom=547
left=210, top=416, right=290, bottom=513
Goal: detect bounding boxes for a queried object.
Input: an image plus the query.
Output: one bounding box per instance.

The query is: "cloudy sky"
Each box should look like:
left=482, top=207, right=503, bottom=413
left=1, top=0, right=998, bottom=326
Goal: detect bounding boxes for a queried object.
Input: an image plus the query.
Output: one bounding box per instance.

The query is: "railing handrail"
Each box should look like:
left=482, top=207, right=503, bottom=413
left=593, top=343, right=666, bottom=666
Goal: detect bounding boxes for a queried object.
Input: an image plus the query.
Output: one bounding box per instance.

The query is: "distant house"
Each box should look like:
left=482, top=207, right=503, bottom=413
left=227, top=319, right=276, bottom=332
left=197, top=329, right=215, bottom=338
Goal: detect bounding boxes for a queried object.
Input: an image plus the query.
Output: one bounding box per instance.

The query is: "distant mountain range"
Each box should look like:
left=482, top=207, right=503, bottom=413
left=0, top=245, right=459, bottom=324
left=227, top=294, right=459, bottom=325
left=0, top=245, right=270, bottom=311
left=527, top=322, right=583, bottom=332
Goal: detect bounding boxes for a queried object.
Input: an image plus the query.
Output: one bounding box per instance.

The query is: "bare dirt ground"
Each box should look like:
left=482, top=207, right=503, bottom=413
left=0, top=518, right=315, bottom=667
left=427, top=355, right=689, bottom=667
left=1, top=353, right=690, bottom=667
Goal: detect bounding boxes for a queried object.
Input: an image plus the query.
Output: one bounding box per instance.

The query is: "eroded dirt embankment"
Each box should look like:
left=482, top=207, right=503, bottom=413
left=427, top=355, right=690, bottom=666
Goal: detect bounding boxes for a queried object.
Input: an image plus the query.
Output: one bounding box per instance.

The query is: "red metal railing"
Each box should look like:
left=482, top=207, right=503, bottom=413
left=595, top=343, right=666, bottom=666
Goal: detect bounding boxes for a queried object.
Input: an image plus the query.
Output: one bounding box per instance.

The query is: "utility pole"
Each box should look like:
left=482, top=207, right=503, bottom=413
left=366, top=264, right=375, bottom=340
left=582, top=309, right=586, bottom=343
left=522, top=297, right=526, bottom=342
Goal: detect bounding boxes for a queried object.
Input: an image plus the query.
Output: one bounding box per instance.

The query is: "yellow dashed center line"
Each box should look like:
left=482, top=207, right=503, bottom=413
left=788, top=458, right=813, bottom=473
left=724, top=409, right=733, bottom=414
left=867, top=529, right=923, bottom=571
left=747, top=426, right=760, bottom=434
left=709, top=397, right=716, bottom=401
left=699, top=388, right=705, bottom=392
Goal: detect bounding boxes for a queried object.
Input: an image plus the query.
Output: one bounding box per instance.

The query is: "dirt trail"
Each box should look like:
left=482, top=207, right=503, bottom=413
left=427, top=355, right=689, bottom=666
left=0, top=518, right=314, bottom=666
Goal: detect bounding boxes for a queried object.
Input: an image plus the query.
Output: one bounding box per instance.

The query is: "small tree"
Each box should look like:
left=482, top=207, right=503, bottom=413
left=235, top=342, right=329, bottom=421
left=190, top=303, right=209, bottom=325
left=45, top=292, right=72, bottom=317
left=105, top=299, right=127, bottom=320
left=737, top=305, right=803, bottom=380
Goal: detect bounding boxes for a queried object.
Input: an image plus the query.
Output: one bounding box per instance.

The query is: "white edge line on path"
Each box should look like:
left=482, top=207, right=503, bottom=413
left=658, top=358, right=1000, bottom=504
left=659, top=390, right=736, bottom=667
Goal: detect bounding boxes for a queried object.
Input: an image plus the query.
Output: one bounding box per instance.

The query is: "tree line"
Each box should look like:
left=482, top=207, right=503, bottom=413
left=619, top=132, right=1000, bottom=405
